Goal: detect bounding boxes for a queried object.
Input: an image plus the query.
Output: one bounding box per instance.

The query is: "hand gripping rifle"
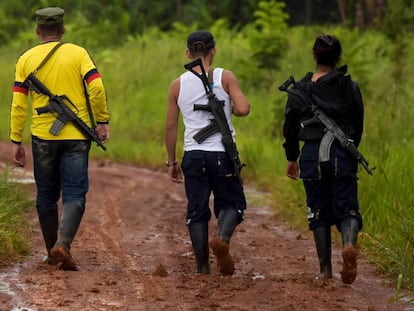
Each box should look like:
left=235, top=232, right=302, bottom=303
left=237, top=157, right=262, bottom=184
left=279, top=76, right=374, bottom=175
left=184, top=58, right=245, bottom=182
left=25, top=73, right=107, bottom=151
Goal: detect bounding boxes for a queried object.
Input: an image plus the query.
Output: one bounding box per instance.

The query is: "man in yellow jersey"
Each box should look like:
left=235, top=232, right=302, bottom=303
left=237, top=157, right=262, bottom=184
left=10, top=7, right=110, bottom=270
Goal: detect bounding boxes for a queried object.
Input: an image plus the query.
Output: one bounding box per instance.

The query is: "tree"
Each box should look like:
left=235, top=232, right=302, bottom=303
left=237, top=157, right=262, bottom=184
left=337, top=0, right=386, bottom=29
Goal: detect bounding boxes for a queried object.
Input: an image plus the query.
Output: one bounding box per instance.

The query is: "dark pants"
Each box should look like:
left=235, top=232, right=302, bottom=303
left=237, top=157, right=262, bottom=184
left=32, top=137, right=91, bottom=252
left=32, top=136, right=90, bottom=215
left=299, top=142, right=362, bottom=231
left=181, top=150, right=246, bottom=225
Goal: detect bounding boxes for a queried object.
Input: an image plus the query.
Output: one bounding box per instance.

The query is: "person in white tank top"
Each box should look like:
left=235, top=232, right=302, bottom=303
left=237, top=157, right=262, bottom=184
left=165, top=30, right=250, bottom=276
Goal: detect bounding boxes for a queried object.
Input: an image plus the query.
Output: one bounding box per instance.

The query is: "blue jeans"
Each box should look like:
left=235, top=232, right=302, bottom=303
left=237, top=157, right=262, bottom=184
left=32, top=136, right=91, bottom=211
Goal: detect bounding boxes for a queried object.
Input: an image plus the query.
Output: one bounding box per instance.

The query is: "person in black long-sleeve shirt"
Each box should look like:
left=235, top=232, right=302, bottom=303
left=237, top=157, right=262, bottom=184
left=282, top=34, right=364, bottom=284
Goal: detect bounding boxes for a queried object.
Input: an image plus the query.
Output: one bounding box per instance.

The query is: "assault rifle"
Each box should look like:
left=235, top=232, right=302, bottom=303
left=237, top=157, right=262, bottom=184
left=25, top=73, right=107, bottom=151
left=184, top=58, right=245, bottom=182
left=279, top=75, right=374, bottom=175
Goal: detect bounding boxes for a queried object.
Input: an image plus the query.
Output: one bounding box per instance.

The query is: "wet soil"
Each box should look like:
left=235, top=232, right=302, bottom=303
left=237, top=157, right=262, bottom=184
left=0, top=142, right=410, bottom=311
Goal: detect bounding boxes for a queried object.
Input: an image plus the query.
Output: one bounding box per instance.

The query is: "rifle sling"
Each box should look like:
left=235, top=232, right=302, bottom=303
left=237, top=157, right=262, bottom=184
left=29, top=42, right=96, bottom=128
left=82, top=79, right=96, bottom=128
left=32, top=42, right=66, bottom=74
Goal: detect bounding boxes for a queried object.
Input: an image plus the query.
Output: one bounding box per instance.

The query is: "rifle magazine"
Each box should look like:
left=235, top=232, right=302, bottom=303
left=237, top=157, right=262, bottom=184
left=319, top=131, right=335, bottom=162
left=49, top=118, right=66, bottom=136
left=193, top=122, right=220, bottom=143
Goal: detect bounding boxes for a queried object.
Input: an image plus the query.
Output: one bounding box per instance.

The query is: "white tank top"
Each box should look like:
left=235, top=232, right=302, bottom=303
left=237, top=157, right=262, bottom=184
left=178, top=67, right=235, bottom=152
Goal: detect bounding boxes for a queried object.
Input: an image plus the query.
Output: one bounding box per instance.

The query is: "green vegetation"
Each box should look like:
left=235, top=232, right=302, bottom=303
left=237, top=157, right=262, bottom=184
left=0, top=172, right=33, bottom=265
left=1, top=0, right=414, bottom=292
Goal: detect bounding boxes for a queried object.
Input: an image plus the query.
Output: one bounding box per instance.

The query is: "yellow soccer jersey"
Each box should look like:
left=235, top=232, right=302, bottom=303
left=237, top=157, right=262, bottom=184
left=10, top=41, right=109, bottom=143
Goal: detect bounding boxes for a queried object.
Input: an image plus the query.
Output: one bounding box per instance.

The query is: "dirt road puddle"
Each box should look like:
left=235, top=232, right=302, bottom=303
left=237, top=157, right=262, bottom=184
left=0, top=267, right=35, bottom=311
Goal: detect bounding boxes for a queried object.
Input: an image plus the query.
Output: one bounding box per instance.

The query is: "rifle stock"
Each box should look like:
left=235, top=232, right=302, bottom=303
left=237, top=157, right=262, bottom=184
left=26, top=73, right=107, bottom=151
left=184, top=58, right=203, bottom=71
left=279, top=75, right=375, bottom=175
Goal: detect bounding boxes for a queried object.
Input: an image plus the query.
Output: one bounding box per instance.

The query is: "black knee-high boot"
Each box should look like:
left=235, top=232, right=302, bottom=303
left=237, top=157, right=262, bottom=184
left=59, top=202, right=85, bottom=248
left=50, top=202, right=85, bottom=271
left=217, top=208, right=240, bottom=243
left=209, top=208, right=239, bottom=276
left=341, top=217, right=359, bottom=247
left=36, top=206, right=59, bottom=256
left=188, top=222, right=210, bottom=274
left=340, top=217, right=359, bottom=284
left=312, top=226, right=332, bottom=279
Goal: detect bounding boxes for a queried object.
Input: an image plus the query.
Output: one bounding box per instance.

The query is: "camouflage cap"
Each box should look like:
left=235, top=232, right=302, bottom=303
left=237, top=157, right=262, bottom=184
left=35, top=7, right=64, bottom=25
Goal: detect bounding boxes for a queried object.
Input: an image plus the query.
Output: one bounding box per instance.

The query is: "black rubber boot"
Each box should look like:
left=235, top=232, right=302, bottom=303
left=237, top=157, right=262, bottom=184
left=341, top=217, right=359, bottom=247
left=188, top=222, right=210, bottom=274
left=58, top=202, right=85, bottom=248
left=50, top=202, right=84, bottom=271
left=36, top=206, right=59, bottom=260
left=209, top=208, right=240, bottom=276
left=217, top=208, right=240, bottom=243
left=312, top=226, right=332, bottom=279
left=340, top=217, right=359, bottom=284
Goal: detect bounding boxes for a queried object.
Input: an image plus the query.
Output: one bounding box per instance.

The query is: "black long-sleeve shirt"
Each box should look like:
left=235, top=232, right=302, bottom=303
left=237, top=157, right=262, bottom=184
left=282, top=65, right=364, bottom=162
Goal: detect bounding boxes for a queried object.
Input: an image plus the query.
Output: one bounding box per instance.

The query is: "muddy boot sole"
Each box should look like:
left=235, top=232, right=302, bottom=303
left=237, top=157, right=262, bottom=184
left=50, top=244, right=78, bottom=271
left=210, top=238, right=235, bottom=276
left=50, top=244, right=70, bottom=263
left=340, top=245, right=358, bottom=284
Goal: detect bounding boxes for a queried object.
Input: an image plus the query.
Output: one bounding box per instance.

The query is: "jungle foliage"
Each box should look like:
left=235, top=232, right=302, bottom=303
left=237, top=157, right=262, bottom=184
left=1, top=0, right=414, bottom=293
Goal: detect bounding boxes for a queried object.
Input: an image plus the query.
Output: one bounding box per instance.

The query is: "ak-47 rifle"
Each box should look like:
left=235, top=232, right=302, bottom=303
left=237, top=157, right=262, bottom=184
left=184, top=58, right=245, bottom=182
left=279, top=75, right=374, bottom=175
left=25, top=73, right=107, bottom=151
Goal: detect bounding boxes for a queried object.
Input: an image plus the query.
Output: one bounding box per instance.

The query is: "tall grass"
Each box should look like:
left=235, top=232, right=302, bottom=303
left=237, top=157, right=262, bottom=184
left=0, top=172, right=33, bottom=265
left=1, top=25, right=414, bottom=289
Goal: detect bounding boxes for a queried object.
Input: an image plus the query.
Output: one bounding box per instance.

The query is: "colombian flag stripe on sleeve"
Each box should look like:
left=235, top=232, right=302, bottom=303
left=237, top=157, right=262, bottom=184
left=85, top=69, right=101, bottom=84
left=13, top=82, right=29, bottom=95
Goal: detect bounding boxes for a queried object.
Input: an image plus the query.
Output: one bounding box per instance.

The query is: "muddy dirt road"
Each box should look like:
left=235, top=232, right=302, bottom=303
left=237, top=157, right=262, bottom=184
left=0, top=143, right=410, bottom=311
